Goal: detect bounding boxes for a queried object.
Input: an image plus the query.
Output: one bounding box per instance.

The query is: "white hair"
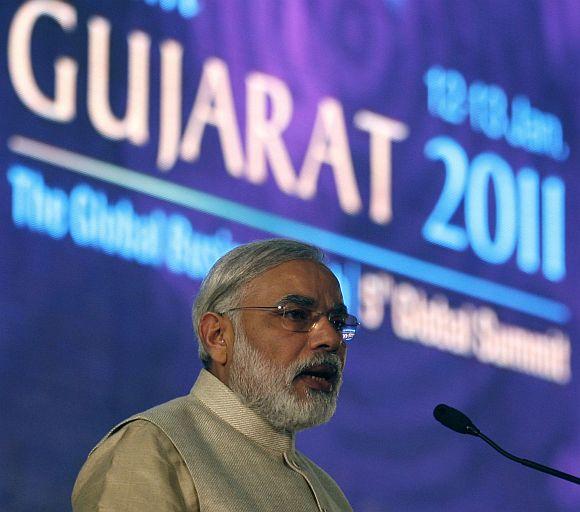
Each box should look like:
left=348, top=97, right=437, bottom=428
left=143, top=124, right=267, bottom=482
left=192, top=238, right=326, bottom=367
left=228, top=316, right=343, bottom=431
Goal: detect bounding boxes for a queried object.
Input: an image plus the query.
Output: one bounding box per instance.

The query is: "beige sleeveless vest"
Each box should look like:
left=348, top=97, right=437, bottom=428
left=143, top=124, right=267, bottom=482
left=98, top=372, right=352, bottom=512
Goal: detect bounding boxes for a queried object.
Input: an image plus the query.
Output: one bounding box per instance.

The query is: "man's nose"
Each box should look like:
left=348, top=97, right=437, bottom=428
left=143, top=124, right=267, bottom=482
left=308, top=315, right=343, bottom=352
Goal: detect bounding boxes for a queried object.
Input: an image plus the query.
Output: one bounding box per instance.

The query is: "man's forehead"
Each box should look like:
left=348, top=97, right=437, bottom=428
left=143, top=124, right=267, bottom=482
left=244, top=259, right=342, bottom=303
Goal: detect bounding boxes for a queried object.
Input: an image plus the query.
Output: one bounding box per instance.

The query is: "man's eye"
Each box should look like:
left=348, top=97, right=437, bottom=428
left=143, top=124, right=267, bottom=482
left=283, top=307, right=311, bottom=322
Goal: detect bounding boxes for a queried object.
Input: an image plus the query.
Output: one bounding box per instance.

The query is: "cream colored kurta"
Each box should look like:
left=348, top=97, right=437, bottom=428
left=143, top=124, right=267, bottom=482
left=72, top=370, right=352, bottom=511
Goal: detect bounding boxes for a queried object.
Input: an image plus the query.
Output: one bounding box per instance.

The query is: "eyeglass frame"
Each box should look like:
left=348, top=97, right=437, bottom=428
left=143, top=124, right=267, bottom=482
left=220, top=303, right=360, bottom=342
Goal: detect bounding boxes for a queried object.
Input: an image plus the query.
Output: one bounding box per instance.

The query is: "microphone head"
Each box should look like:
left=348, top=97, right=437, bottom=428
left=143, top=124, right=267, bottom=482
left=433, top=403, right=480, bottom=436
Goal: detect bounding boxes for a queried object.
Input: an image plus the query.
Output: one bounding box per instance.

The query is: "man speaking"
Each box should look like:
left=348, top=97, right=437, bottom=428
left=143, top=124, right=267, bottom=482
left=72, top=239, right=357, bottom=511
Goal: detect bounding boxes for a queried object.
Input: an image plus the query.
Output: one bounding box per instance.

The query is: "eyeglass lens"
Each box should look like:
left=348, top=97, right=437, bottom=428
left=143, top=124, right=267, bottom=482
left=280, top=304, right=358, bottom=341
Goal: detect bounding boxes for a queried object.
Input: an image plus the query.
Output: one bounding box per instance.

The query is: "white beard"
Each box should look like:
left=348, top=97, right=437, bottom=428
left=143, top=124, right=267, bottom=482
left=228, top=328, right=343, bottom=432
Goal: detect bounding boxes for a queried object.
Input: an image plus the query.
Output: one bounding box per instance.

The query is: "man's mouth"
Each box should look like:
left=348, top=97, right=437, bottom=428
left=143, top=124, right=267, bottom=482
left=294, top=363, right=339, bottom=393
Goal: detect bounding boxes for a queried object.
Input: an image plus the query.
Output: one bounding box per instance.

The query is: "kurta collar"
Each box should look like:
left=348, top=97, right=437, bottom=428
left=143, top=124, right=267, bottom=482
left=190, top=369, right=296, bottom=454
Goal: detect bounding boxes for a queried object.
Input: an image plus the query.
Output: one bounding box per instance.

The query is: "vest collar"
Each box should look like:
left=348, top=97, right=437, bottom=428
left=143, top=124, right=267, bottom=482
left=190, top=370, right=296, bottom=454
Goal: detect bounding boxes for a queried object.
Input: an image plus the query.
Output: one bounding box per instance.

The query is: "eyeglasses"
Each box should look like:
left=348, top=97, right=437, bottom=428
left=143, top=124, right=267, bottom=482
left=222, top=303, right=359, bottom=342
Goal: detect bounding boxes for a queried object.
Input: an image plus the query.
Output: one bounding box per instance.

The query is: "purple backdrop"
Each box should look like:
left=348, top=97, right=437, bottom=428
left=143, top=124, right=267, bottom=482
left=1, top=1, right=579, bottom=511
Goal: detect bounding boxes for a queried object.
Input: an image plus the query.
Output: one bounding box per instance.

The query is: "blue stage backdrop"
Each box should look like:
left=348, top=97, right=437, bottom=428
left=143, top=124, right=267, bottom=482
left=1, top=1, right=579, bottom=510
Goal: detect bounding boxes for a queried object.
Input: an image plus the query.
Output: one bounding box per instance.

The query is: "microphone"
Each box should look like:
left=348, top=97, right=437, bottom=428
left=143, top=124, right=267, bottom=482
left=433, top=403, right=480, bottom=436
left=433, top=403, right=580, bottom=485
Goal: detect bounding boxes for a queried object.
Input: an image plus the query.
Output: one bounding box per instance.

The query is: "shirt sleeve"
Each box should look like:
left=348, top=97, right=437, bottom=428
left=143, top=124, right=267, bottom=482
left=72, top=419, right=199, bottom=512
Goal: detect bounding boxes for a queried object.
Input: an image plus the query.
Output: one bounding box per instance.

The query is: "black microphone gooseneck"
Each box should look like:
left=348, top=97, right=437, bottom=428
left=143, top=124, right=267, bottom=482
left=433, top=403, right=580, bottom=485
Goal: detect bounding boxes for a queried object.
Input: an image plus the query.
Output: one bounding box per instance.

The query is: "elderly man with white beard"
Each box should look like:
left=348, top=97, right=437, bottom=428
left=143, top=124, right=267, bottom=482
left=72, top=238, right=357, bottom=511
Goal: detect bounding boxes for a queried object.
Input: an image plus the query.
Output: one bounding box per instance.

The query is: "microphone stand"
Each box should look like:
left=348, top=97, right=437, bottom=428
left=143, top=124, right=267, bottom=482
left=466, top=425, right=580, bottom=485
left=434, top=404, right=580, bottom=486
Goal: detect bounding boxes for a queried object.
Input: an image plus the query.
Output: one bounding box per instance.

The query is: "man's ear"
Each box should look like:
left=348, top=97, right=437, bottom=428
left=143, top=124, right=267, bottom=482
left=198, top=312, right=233, bottom=367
